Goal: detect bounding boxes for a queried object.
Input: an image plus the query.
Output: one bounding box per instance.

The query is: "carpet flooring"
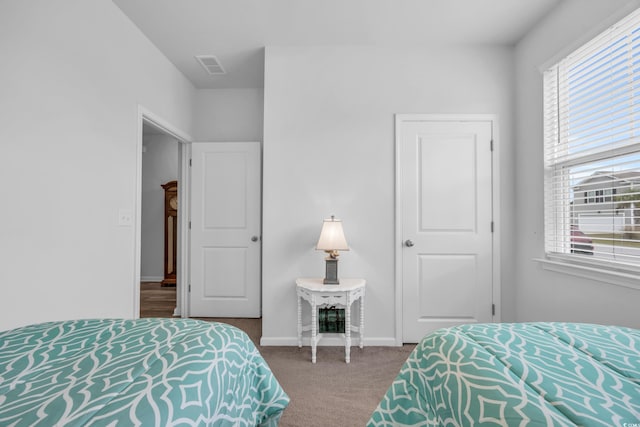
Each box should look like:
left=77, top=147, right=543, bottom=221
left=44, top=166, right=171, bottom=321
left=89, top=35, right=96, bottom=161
left=140, top=282, right=415, bottom=426
left=261, top=344, right=414, bottom=427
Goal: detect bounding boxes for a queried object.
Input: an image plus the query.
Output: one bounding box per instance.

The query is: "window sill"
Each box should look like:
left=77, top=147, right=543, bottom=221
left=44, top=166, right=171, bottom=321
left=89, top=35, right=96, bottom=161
left=534, top=256, right=640, bottom=291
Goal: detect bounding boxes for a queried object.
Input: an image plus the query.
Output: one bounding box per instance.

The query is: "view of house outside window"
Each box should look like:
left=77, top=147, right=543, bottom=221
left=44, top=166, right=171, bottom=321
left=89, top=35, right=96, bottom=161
left=544, top=7, right=640, bottom=268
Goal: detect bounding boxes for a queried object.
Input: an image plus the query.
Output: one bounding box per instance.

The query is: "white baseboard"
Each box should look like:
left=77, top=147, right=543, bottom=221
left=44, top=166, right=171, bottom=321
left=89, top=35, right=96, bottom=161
left=260, top=336, right=399, bottom=347
left=141, top=276, right=163, bottom=282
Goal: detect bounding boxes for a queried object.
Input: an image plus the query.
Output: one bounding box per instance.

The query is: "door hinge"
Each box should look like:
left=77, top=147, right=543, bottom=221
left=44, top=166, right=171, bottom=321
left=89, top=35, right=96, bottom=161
left=492, top=304, right=495, bottom=316
left=189, top=221, right=191, bottom=230
left=188, top=284, right=191, bottom=292
left=491, top=221, right=494, bottom=232
left=189, top=158, right=192, bottom=167
left=490, top=139, right=494, bottom=151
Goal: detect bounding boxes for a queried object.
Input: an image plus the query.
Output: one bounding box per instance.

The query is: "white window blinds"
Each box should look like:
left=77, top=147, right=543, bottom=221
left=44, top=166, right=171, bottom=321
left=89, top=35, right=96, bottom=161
left=544, top=8, right=640, bottom=267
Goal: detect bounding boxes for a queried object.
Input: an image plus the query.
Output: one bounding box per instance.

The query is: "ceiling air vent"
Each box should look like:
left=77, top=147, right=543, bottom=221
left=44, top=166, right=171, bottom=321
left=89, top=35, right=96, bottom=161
left=195, top=55, right=226, bottom=75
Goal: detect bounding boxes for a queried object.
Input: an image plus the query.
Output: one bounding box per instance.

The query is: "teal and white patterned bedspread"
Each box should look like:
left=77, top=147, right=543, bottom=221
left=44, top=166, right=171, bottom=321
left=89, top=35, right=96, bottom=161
left=369, top=322, right=640, bottom=426
left=0, top=318, right=289, bottom=426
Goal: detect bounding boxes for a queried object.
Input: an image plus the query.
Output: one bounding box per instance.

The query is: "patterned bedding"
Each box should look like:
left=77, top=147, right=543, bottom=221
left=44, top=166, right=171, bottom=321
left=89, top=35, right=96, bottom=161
left=369, top=322, right=640, bottom=426
left=0, top=318, right=289, bottom=426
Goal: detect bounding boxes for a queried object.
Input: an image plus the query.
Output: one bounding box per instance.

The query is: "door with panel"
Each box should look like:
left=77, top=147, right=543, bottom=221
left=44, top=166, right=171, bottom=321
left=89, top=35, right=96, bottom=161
left=398, top=116, right=494, bottom=343
left=190, top=142, right=261, bottom=317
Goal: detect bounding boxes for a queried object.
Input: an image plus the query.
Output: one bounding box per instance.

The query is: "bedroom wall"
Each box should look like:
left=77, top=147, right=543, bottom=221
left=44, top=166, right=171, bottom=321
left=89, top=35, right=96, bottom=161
left=514, top=0, right=640, bottom=328
left=0, top=0, right=194, bottom=331
left=141, top=134, right=179, bottom=281
left=193, top=89, right=264, bottom=141
left=262, top=45, right=516, bottom=345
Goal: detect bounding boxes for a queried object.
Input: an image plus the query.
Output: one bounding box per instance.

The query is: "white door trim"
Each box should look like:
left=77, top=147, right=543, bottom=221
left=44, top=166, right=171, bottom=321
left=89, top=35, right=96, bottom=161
left=394, top=113, right=502, bottom=345
left=135, top=106, right=193, bottom=319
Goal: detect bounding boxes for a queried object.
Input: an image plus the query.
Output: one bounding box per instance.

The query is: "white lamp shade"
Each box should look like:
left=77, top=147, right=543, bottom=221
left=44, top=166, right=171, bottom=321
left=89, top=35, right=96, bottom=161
left=316, top=217, right=349, bottom=251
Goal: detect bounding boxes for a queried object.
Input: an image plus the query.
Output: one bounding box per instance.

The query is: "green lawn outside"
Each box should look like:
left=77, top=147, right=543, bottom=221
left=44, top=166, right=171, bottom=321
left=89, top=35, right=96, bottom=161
left=588, top=233, right=640, bottom=248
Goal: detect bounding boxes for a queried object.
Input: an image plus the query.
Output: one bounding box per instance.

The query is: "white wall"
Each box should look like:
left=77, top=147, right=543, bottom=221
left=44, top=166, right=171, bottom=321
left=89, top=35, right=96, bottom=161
left=141, top=135, right=179, bottom=280
left=262, top=46, right=516, bottom=344
left=0, top=0, right=194, bottom=331
left=514, top=0, right=640, bottom=328
left=194, top=89, right=264, bottom=141
left=9, top=0, right=633, bottom=337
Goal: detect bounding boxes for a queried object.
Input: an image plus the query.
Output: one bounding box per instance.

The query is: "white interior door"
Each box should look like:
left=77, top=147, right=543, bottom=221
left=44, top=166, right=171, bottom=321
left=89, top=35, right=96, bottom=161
left=398, top=116, right=494, bottom=343
left=190, top=142, right=261, bottom=317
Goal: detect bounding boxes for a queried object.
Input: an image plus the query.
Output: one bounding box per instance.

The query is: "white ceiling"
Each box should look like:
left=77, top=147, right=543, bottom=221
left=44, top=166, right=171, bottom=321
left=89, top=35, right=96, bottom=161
left=113, top=0, right=562, bottom=89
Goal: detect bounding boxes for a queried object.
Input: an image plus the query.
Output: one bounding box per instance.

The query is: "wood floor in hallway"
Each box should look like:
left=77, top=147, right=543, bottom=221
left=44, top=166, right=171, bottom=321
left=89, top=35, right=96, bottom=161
left=139, top=282, right=176, bottom=318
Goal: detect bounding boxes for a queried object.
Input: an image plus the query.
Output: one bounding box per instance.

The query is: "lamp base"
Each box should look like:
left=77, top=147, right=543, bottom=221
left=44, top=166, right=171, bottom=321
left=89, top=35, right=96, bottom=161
left=323, top=257, right=340, bottom=285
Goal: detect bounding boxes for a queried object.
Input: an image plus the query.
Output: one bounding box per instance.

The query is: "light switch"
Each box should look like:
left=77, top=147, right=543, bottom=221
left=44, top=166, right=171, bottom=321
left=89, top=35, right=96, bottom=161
left=118, top=209, right=133, bottom=226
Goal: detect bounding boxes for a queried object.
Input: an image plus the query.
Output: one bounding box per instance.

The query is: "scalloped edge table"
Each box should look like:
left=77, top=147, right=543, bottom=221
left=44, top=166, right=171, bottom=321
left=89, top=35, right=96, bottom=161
left=296, top=277, right=366, bottom=363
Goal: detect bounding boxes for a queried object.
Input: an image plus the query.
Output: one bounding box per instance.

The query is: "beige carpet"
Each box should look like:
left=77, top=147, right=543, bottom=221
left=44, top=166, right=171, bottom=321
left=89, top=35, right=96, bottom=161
left=261, top=344, right=415, bottom=427
left=210, top=318, right=415, bottom=426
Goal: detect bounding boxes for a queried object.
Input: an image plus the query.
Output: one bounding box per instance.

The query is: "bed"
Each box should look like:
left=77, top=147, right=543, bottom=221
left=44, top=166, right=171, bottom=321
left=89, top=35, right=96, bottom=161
left=368, top=322, right=640, bottom=426
left=0, top=318, right=289, bottom=426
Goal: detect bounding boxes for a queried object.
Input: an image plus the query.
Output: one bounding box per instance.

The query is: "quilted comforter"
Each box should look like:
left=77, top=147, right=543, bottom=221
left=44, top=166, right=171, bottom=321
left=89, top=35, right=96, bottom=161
left=369, top=322, right=640, bottom=426
left=0, top=318, right=289, bottom=426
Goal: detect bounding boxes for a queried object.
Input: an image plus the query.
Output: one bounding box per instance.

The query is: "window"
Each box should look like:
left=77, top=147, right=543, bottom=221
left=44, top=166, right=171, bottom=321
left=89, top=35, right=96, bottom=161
left=544, top=8, right=640, bottom=269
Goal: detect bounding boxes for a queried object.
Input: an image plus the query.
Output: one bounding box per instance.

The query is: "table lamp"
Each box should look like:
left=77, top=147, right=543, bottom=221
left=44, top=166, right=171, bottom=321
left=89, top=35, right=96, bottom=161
left=316, top=215, right=349, bottom=284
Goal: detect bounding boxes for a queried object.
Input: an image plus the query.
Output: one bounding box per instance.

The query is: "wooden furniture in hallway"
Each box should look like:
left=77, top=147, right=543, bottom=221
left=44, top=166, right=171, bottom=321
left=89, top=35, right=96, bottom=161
left=161, top=180, right=177, bottom=286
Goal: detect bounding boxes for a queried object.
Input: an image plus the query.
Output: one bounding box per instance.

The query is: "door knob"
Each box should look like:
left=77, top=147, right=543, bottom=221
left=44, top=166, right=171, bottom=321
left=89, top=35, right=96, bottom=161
left=404, top=239, right=414, bottom=247
left=251, top=236, right=259, bottom=242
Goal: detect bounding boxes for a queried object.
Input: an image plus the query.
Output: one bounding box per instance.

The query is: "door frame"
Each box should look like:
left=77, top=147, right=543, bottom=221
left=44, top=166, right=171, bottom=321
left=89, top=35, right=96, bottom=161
left=135, top=106, right=192, bottom=319
left=394, top=114, right=502, bottom=345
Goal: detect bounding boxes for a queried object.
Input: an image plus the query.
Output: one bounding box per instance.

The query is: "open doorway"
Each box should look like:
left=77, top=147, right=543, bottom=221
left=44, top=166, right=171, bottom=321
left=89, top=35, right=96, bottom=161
left=140, top=122, right=179, bottom=317
left=134, top=108, right=191, bottom=320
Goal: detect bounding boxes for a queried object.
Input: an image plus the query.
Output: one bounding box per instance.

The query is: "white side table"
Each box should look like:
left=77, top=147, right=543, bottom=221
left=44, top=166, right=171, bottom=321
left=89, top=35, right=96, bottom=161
left=296, top=277, right=366, bottom=363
